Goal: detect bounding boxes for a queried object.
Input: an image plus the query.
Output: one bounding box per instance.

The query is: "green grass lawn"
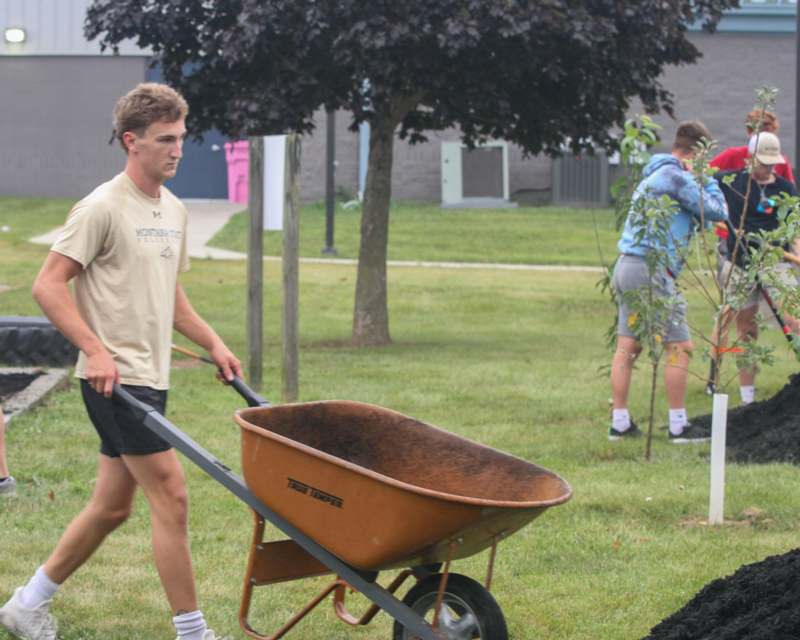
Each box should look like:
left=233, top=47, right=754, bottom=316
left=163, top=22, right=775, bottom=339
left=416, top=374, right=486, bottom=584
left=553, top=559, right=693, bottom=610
left=1, top=198, right=799, bottom=639
left=208, top=201, right=620, bottom=266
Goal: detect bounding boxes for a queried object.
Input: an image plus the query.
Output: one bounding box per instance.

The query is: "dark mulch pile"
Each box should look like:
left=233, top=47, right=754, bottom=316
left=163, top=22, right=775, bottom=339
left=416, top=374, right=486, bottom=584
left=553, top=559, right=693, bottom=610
left=692, top=374, right=800, bottom=464
left=643, top=548, right=800, bottom=640
left=0, top=372, right=41, bottom=403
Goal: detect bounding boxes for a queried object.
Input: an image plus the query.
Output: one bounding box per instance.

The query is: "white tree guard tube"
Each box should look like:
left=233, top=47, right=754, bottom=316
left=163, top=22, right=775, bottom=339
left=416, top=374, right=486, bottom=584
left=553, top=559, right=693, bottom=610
left=708, top=393, right=729, bottom=525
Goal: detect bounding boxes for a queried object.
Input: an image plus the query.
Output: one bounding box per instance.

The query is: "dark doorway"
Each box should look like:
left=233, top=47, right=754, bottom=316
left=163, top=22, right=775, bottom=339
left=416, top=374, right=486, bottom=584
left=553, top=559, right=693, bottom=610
left=462, top=147, right=503, bottom=199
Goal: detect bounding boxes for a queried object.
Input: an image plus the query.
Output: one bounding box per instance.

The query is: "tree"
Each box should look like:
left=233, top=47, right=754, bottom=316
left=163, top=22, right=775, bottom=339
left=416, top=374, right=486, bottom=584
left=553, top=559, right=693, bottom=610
left=86, top=0, right=739, bottom=346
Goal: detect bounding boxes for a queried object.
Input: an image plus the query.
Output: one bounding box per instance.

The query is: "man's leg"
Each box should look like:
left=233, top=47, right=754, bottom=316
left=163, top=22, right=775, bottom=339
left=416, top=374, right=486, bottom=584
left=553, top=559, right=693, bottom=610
left=611, top=335, right=641, bottom=410
left=609, top=335, right=642, bottom=439
left=608, top=255, right=648, bottom=439
left=121, top=449, right=198, bottom=615
left=736, top=306, right=759, bottom=403
left=42, top=455, right=137, bottom=584
left=664, top=339, right=709, bottom=443
left=659, top=275, right=707, bottom=442
left=0, top=409, right=16, bottom=499
left=663, top=340, right=693, bottom=411
left=122, top=450, right=221, bottom=639
left=664, top=338, right=692, bottom=438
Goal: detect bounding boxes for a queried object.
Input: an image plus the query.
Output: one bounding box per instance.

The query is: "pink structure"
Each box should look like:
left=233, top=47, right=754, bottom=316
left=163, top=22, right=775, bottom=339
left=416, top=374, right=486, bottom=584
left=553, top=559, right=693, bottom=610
left=224, top=141, right=249, bottom=203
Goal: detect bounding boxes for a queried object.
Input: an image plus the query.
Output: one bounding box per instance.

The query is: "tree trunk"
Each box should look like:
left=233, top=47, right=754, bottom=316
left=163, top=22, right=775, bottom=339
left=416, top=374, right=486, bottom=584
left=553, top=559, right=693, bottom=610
left=352, top=92, right=422, bottom=346
left=352, top=112, right=396, bottom=346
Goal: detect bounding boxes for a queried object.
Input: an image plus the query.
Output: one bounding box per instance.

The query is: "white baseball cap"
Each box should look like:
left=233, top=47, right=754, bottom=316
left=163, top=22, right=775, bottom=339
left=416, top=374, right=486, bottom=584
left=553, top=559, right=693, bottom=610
left=747, top=132, right=784, bottom=165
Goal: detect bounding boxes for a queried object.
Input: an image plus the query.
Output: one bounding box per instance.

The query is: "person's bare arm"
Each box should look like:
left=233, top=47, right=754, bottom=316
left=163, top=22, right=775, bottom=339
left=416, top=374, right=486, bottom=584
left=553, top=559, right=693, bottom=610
left=173, top=283, right=242, bottom=382
left=32, top=252, right=119, bottom=397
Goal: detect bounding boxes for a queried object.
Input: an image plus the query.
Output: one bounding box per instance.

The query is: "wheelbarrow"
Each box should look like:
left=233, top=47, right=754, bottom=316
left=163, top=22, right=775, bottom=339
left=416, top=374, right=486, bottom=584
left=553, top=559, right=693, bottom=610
left=113, top=378, right=571, bottom=640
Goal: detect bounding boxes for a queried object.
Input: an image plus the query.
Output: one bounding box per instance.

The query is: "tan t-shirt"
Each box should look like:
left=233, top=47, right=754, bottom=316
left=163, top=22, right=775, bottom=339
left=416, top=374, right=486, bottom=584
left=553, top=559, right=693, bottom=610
left=51, top=173, right=190, bottom=389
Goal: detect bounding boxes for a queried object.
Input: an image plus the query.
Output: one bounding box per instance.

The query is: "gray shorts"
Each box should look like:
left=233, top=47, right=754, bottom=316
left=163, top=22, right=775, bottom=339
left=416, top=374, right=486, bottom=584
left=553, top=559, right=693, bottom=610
left=613, top=254, right=690, bottom=343
left=717, top=259, right=800, bottom=311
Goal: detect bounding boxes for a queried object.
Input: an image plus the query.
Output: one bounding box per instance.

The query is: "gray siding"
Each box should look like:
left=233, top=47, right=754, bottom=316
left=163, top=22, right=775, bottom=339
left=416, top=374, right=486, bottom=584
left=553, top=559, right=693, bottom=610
left=1, top=0, right=146, bottom=56
left=0, top=56, right=147, bottom=198
left=658, top=32, right=796, bottom=164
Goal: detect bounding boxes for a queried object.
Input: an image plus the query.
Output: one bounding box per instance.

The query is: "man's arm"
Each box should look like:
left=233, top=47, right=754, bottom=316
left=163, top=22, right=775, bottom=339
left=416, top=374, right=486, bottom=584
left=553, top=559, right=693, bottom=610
left=32, top=252, right=119, bottom=397
left=173, top=283, right=243, bottom=382
left=675, top=171, right=728, bottom=223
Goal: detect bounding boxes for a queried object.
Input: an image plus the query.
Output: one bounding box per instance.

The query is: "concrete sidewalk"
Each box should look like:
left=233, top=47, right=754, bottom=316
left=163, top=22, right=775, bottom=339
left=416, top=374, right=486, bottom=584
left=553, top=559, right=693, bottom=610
left=179, top=199, right=246, bottom=259
left=29, top=198, right=604, bottom=273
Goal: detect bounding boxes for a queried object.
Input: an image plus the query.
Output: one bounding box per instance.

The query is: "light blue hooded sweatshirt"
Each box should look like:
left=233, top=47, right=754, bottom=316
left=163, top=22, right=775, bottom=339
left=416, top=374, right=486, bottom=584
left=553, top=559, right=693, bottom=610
left=618, top=154, right=728, bottom=275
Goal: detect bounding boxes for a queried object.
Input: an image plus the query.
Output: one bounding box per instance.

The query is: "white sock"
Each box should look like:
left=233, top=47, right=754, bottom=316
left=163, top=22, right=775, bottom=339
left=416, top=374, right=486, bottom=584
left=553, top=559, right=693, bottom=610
left=612, top=409, right=630, bottom=432
left=668, top=409, right=688, bottom=436
left=19, top=566, right=59, bottom=609
left=740, top=385, right=755, bottom=405
left=173, top=610, right=207, bottom=640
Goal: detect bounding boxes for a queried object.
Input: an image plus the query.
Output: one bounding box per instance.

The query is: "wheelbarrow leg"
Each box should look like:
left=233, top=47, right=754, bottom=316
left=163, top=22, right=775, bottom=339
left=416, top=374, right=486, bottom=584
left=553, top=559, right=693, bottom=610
left=432, top=542, right=456, bottom=631
left=240, top=511, right=344, bottom=640
left=485, top=534, right=503, bottom=591
left=239, top=512, right=436, bottom=639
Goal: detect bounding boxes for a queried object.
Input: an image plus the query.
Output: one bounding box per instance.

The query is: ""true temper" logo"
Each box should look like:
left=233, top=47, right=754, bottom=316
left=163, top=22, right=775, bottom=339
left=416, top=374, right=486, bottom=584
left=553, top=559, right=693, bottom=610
left=287, top=478, right=344, bottom=509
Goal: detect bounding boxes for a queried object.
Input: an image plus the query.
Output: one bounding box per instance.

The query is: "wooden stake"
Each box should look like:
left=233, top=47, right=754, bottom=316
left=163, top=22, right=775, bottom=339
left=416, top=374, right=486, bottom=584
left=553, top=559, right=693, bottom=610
left=282, top=135, right=301, bottom=402
left=247, top=136, right=264, bottom=391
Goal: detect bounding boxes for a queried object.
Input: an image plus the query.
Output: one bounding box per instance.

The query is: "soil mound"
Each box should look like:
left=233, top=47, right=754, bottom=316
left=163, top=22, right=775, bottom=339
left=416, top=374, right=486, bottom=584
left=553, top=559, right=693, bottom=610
left=692, top=374, right=800, bottom=464
left=643, top=548, right=800, bottom=640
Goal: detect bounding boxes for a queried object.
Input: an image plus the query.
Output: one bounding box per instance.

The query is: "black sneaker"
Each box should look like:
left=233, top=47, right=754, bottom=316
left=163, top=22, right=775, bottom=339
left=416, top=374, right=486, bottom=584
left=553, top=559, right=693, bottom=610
left=669, top=423, right=711, bottom=444
left=608, top=421, right=642, bottom=441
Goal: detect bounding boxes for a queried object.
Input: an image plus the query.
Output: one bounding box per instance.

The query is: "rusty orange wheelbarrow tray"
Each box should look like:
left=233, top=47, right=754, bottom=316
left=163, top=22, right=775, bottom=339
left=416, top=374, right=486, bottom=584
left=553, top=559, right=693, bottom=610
left=114, top=378, right=571, bottom=640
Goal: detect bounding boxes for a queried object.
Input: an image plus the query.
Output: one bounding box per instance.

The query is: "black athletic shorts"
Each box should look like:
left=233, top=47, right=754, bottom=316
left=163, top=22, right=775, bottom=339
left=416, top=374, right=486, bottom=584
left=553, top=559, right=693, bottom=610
left=80, top=380, right=171, bottom=458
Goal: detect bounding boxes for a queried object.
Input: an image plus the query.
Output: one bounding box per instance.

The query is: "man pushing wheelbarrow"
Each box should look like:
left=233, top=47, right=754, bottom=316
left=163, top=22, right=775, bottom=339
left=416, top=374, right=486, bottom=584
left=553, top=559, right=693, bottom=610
left=1, top=82, right=573, bottom=640
left=0, top=83, right=241, bottom=640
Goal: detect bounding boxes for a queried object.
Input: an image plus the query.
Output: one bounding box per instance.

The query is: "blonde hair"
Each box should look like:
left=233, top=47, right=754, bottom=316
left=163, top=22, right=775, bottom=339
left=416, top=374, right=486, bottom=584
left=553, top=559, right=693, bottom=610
left=113, top=83, right=188, bottom=152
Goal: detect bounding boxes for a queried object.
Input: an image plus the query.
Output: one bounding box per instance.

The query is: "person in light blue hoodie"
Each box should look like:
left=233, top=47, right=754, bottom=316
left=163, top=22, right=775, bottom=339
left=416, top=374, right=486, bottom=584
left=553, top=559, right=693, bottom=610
left=609, top=120, right=728, bottom=443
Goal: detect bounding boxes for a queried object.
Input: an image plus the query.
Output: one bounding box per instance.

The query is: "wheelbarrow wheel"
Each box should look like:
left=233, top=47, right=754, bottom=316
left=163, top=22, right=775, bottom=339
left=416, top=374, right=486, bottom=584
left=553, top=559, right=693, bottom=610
left=393, top=573, right=508, bottom=640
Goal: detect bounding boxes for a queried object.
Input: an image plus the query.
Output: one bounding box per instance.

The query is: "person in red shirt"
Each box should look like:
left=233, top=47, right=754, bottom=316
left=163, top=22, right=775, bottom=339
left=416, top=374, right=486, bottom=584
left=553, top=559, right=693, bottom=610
left=710, top=109, right=795, bottom=183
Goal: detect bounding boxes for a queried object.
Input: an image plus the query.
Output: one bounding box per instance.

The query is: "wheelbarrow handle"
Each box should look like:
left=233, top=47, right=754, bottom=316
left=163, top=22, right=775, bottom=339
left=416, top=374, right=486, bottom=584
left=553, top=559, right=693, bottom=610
left=228, top=376, right=270, bottom=408
left=112, top=384, right=155, bottom=422
left=171, top=344, right=270, bottom=407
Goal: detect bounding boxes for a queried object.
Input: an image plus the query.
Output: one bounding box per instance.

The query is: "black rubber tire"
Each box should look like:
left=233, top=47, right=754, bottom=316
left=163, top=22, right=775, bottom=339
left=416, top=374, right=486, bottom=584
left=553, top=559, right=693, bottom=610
left=392, top=573, right=508, bottom=640
left=0, top=316, right=77, bottom=366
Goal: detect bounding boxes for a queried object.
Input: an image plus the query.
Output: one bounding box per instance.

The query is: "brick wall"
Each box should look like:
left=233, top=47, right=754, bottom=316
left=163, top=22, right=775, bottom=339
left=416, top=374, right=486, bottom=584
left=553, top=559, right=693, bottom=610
left=298, top=113, right=552, bottom=203
left=656, top=32, right=796, bottom=162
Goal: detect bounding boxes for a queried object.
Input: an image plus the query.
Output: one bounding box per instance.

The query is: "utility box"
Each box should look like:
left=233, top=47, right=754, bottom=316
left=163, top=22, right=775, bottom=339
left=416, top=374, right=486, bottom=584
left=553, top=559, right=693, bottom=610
left=441, top=141, right=517, bottom=208
left=552, top=151, right=611, bottom=208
